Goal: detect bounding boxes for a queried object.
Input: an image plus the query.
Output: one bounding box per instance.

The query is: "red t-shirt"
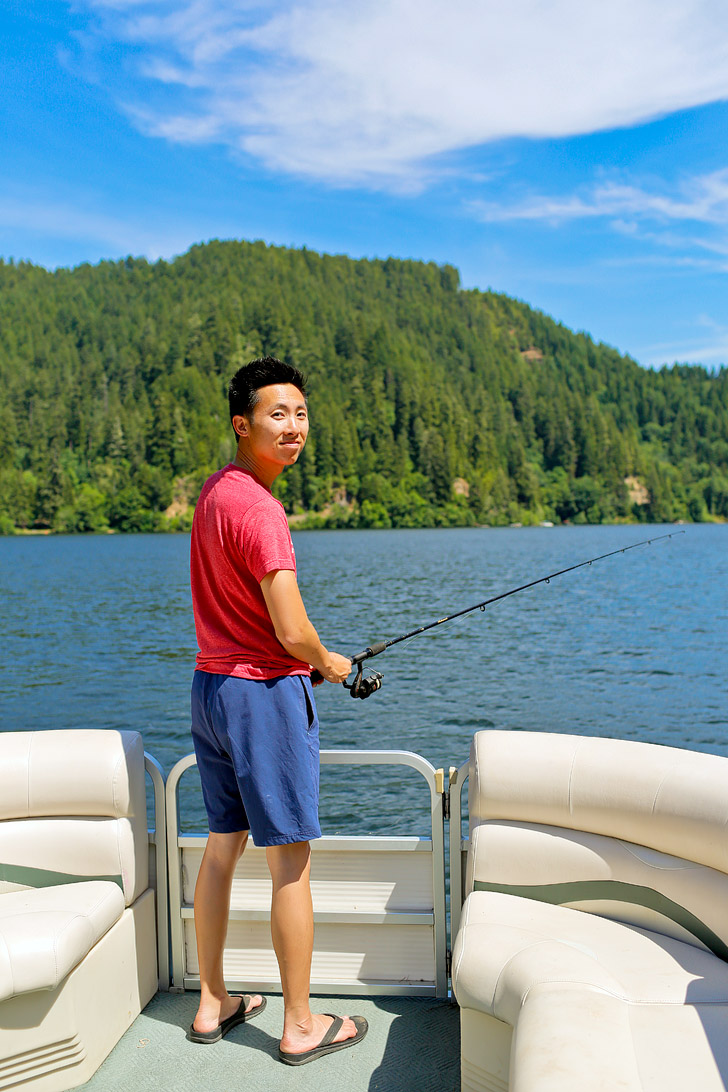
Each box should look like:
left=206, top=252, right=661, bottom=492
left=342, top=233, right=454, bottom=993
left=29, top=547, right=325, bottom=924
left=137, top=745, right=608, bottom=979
left=190, top=464, right=308, bottom=679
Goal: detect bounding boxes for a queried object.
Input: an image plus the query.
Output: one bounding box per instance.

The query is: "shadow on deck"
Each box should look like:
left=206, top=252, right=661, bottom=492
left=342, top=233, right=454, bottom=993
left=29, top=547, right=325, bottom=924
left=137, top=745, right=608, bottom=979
left=77, top=992, right=460, bottom=1092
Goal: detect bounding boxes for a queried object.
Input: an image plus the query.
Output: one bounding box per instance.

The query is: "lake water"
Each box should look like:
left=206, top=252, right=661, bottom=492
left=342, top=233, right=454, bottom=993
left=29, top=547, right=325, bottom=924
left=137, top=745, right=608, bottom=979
left=1, top=525, right=726, bottom=834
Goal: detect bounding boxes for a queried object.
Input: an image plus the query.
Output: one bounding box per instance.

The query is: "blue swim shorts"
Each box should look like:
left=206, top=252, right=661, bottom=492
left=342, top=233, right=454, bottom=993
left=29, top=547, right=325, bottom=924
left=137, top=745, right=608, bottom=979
left=190, top=671, right=321, bottom=846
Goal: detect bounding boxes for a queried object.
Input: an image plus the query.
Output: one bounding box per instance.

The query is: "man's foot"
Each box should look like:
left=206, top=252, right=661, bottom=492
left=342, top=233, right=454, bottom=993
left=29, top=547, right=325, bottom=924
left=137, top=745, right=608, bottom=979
left=279, top=1013, right=368, bottom=1065
left=188, top=993, right=266, bottom=1043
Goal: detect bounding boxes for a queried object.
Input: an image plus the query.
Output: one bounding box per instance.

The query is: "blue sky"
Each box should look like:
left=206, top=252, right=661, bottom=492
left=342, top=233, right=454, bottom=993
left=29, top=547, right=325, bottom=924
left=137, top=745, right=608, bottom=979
left=2, top=0, right=728, bottom=369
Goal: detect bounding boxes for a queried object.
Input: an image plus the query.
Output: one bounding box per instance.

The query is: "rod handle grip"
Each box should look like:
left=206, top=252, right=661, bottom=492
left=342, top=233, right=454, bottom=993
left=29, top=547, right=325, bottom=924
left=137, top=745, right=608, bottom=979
left=350, top=641, right=388, bottom=664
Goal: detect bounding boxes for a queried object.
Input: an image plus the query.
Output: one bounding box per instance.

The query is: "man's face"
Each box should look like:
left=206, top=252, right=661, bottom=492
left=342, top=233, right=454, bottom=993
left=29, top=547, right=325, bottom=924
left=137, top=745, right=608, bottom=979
left=235, top=383, right=309, bottom=472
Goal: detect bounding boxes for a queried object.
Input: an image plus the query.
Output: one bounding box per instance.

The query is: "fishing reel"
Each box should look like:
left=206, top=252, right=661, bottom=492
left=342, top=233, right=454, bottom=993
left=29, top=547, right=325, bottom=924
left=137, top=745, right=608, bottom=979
left=344, top=663, right=384, bottom=700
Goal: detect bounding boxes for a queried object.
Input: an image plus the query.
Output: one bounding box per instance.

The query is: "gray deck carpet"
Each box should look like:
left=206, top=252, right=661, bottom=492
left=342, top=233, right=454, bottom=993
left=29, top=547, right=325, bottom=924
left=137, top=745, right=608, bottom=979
left=76, top=992, right=460, bottom=1092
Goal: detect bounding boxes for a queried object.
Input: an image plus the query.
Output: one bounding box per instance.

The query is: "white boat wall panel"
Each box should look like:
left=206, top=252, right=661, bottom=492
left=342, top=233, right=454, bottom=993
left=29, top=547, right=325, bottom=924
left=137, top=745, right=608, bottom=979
left=180, top=838, right=438, bottom=989
left=459, top=1010, right=510, bottom=1092
left=183, top=918, right=436, bottom=986
left=182, top=838, right=435, bottom=913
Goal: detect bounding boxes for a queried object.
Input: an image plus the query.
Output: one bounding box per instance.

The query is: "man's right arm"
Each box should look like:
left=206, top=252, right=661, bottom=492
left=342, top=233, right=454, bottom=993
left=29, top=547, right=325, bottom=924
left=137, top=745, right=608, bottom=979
left=260, top=569, right=351, bottom=684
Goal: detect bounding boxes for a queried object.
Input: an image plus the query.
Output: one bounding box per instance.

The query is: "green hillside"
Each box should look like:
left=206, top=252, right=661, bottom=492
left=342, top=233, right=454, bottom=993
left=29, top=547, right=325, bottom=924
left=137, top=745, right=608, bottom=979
left=1, top=239, right=726, bottom=534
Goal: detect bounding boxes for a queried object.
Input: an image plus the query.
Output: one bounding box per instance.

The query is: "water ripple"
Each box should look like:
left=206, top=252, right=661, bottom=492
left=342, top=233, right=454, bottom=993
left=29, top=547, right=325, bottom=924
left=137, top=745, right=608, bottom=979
left=1, top=525, right=726, bottom=834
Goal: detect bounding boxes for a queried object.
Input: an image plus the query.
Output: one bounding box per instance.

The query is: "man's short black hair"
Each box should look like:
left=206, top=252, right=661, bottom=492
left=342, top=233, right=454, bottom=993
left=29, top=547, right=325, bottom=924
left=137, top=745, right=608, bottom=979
left=228, top=357, right=308, bottom=427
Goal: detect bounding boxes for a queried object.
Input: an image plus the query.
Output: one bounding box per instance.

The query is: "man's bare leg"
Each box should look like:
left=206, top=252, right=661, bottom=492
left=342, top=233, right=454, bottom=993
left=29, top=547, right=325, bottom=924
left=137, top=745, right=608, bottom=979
left=192, top=830, right=263, bottom=1032
left=267, top=841, right=357, bottom=1053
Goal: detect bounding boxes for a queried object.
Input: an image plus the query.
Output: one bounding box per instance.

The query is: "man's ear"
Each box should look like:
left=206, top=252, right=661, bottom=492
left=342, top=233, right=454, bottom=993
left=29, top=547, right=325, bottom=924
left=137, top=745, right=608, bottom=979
left=232, top=413, right=248, bottom=438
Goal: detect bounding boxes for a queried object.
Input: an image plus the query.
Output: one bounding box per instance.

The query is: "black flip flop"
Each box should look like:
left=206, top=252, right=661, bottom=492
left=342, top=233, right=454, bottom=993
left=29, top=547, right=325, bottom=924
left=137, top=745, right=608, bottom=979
left=278, top=1014, right=368, bottom=1065
left=187, top=994, right=267, bottom=1043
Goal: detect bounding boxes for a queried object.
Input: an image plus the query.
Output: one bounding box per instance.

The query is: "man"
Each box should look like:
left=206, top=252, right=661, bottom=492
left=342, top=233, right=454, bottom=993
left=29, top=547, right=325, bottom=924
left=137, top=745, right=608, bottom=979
left=188, top=356, right=367, bottom=1065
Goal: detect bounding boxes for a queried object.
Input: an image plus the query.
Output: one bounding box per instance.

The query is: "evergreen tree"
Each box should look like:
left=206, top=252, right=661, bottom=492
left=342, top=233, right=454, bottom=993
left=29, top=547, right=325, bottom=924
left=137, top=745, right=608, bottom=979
left=0, top=242, right=725, bottom=533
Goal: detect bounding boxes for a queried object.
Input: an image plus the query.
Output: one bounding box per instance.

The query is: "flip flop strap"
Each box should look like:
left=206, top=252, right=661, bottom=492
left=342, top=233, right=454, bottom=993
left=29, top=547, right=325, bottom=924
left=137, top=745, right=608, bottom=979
left=319, top=1015, right=344, bottom=1048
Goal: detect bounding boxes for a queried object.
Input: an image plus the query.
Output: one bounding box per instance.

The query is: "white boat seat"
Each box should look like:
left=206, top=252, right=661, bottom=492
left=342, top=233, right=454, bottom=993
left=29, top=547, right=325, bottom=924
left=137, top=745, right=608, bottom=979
left=453, top=730, right=728, bottom=1092
left=0, top=881, right=125, bottom=1002
left=0, top=729, right=149, bottom=906
left=455, top=891, right=728, bottom=1016
left=0, top=730, right=157, bottom=1092
left=455, top=891, right=728, bottom=1091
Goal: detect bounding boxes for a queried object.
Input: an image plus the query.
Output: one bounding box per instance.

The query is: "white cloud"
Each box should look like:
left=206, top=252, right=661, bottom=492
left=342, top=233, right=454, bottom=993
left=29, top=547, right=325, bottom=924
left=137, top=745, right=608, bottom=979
left=468, top=170, right=728, bottom=285
left=74, top=0, right=728, bottom=187
left=469, top=169, right=728, bottom=226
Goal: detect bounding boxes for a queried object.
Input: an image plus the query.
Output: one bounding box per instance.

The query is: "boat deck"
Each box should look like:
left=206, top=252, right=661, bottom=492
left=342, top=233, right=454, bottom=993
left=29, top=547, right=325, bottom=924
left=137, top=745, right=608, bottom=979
left=76, top=991, right=460, bottom=1092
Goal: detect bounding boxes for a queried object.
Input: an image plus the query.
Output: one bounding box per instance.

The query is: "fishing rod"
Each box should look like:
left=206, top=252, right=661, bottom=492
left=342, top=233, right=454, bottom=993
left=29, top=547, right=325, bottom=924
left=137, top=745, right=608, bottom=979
left=343, top=529, right=685, bottom=699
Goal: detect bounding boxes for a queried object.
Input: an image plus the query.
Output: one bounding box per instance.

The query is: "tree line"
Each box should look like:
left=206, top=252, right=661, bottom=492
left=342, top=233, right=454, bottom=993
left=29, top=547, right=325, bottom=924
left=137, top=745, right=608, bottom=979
left=0, top=239, right=726, bottom=534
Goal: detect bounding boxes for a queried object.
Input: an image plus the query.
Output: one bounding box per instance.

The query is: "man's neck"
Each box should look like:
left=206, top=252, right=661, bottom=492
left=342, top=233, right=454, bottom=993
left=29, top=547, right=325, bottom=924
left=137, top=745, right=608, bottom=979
left=231, top=446, right=279, bottom=490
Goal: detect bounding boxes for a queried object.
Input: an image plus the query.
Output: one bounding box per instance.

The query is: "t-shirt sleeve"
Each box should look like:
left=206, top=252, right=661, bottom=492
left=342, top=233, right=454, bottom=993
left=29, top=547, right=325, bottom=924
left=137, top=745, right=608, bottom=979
left=241, top=499, right=296, bottom=584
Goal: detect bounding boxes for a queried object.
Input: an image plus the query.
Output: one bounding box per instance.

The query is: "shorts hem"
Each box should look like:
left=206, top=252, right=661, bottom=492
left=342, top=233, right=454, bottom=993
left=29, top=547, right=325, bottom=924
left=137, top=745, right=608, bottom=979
left=254, top=827, right=321, bottom=847
left=208, top=823, right=251, bottom=835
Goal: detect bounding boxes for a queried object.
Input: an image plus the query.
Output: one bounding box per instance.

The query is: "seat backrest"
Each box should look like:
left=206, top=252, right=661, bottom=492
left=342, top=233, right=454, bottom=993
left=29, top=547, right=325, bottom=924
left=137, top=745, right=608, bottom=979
left=0, top=729, right=148, bottom=907
left=467, top=730, right=728, bottom=958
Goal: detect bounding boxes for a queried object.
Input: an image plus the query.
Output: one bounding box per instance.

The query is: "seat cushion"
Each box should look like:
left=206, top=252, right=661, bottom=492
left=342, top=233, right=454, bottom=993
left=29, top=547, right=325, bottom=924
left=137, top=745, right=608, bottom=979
left=0, top=730, right=149, bottom=906
left=0, top=730, right=146, bottom=821
left=454, top=892, right=728, bottom=1092
left=506, top=985, right=728, bottom=1092
left=469, top=731, right=728, bottom=874
left=466, top=821, right=728, bottom=959
left=0, top=881, right=125, bottom=1001
left=453, top=891, right=728, bottom=1024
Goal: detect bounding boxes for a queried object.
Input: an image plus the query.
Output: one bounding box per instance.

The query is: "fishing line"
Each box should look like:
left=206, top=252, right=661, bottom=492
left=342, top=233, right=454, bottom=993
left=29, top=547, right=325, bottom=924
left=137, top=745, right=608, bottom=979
left=343, top=529, right=685, bottom=699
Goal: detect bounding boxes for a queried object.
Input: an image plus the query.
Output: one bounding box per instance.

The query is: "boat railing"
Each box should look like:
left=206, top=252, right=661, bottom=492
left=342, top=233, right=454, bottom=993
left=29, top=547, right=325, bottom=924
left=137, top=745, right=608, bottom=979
left=144, top=752, right=170, bottom=991
left=448, top=761, right=470, bottom=944
left=164, top=749, right=451, bottom=998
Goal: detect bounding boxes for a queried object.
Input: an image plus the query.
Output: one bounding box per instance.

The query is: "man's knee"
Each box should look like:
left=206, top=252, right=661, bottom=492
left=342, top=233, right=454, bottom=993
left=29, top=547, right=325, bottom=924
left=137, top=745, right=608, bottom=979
left=203, top=830, right=249, bottom=868
left=266, top=840, right=311, bottom=885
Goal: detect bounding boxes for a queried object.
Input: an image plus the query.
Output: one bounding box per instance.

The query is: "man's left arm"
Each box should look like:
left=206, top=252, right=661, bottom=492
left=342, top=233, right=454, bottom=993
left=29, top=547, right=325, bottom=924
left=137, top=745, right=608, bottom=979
left=260, top=569, right=351, bottom=684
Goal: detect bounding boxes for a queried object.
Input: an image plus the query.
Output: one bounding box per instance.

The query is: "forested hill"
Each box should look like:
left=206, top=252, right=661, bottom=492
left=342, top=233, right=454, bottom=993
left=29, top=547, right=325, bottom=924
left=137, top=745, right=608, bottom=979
left=1, top=240, right=726, bottom=534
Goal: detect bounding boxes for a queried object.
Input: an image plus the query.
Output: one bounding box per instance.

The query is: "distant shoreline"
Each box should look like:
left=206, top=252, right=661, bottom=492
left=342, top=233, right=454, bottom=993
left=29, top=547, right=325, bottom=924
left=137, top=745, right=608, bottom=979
left=4, top=517, right=726, bottom=540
